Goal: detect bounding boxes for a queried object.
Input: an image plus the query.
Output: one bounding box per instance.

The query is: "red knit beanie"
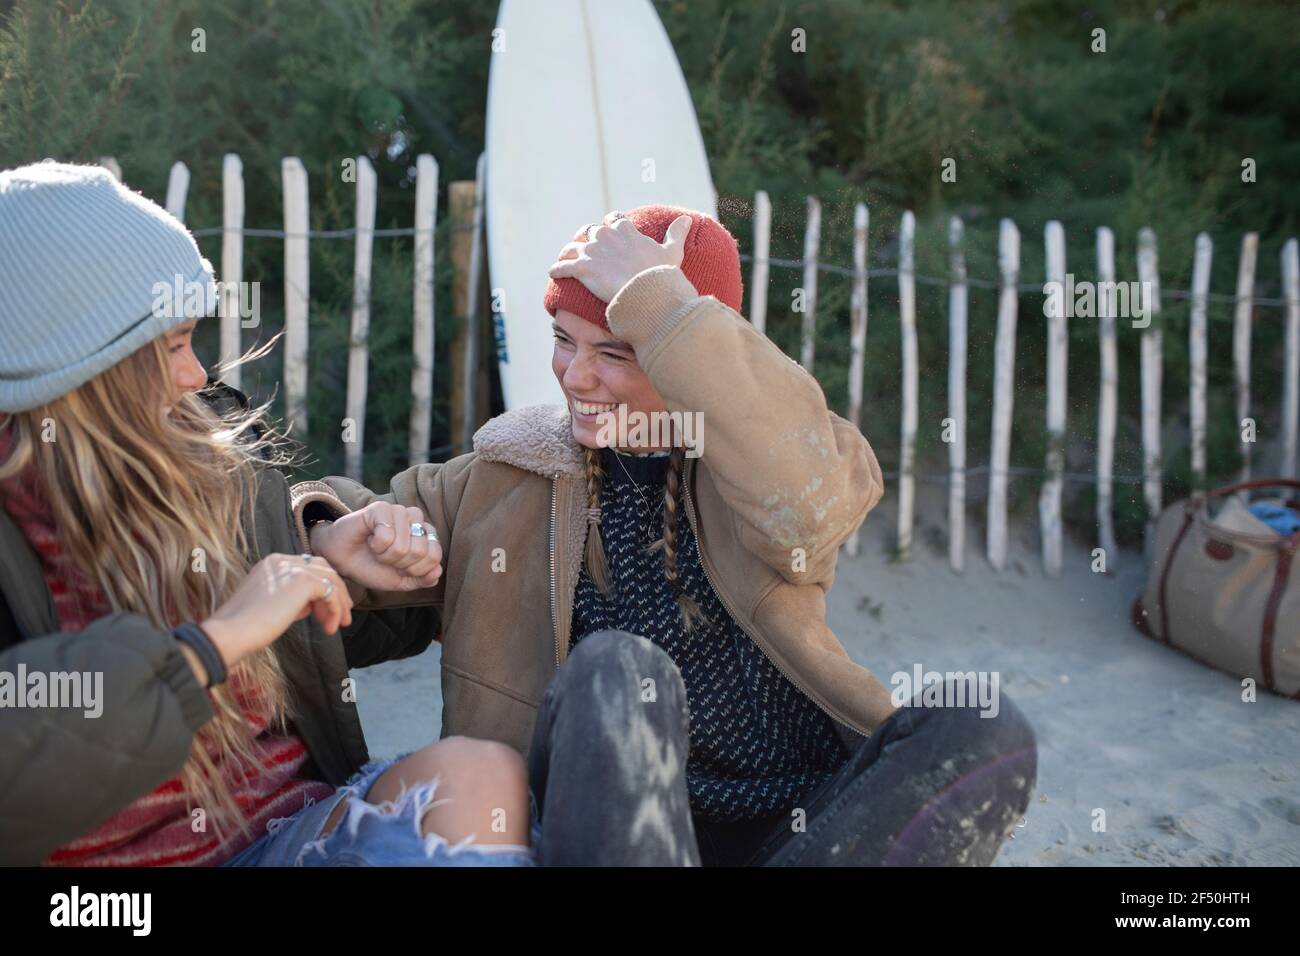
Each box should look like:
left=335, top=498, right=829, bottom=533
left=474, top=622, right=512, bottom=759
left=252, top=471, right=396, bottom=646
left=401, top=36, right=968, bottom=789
left=543, top=204, right=743, bottom=332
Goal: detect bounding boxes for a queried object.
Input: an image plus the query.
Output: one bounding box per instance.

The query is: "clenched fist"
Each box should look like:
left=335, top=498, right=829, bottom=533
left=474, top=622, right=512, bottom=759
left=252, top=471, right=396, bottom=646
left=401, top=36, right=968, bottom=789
left=308, top=501, right=443, bottom=593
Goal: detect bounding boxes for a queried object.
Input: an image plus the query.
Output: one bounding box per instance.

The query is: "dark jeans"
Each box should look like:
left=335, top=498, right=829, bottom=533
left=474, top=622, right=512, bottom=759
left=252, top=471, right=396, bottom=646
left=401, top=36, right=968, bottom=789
left=527, top=629, right=1037, bottom=866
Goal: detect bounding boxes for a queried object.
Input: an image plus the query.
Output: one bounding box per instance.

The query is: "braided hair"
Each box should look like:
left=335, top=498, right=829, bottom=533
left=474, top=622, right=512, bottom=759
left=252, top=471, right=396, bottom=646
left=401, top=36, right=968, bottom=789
left=582, top=445, right=613, bottom=596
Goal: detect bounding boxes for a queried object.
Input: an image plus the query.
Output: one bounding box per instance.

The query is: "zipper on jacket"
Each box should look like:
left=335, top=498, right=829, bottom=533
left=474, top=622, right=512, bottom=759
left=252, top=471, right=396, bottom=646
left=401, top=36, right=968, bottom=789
left=549, top=474, right=561, bottom=669
left=680, top=461, right=868, bottom=740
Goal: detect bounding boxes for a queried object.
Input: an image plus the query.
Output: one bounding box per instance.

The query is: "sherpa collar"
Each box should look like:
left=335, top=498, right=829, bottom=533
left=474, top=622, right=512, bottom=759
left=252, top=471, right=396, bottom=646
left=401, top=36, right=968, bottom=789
left=471, top=403, right=586, bottom=479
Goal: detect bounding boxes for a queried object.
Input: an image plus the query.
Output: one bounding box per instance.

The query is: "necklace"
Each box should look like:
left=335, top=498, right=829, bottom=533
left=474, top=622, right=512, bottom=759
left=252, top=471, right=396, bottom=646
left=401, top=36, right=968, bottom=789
left=608, top=449, right=662, bottom=509
left=607, top=450, right=668, bottom=545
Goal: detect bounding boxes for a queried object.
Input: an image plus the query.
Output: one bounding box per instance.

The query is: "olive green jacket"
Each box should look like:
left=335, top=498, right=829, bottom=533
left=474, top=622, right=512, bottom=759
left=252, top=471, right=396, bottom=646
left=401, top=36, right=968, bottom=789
left=0, top=461, right=435, bottom=866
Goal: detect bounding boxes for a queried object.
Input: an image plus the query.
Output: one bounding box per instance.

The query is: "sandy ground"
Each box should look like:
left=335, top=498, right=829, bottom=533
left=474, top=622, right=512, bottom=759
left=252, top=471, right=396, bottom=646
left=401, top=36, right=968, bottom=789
left=353, top=483, right=1300, bottom=866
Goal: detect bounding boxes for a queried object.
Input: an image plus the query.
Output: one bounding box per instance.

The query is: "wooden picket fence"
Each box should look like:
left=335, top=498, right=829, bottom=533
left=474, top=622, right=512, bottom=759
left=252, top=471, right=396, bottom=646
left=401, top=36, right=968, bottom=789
left=744, top=191, right=1300, bottom=574
left=99, top=151, right=486, bottom=482
left=99, top=157, right=1300, bottom=577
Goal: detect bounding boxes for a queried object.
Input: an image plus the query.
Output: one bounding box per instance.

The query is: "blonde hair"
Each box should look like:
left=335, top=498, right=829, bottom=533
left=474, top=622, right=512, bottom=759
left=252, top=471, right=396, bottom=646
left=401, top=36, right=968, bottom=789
left=582, top=444, right=706, bottom=631
left=0, top=335, right=295, bottom=843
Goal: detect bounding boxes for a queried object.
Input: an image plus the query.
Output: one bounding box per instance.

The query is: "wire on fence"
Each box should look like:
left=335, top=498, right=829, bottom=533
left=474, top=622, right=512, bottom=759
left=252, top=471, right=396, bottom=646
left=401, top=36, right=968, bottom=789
left=736, top=253, right=1289, bottom=307
left=881, top=462, right=1146, bottom=486
left=184, top=226, right=1292, bottom=308
left=190, top=226, right=443, bottom=239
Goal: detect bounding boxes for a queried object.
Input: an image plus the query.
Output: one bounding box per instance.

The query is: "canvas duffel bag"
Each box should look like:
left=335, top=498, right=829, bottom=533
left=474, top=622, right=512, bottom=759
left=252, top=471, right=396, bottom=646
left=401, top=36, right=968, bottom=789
left=1133, top=478, right=1300, bottom=698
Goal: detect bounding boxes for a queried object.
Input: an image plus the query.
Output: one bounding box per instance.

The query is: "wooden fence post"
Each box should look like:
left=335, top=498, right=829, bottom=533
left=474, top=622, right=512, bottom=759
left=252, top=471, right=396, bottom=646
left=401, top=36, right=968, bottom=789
left=1096, top=226, right=1119, bottom=567
left=845, top=202, right=869, bottom=558
left=344, top=155, right=377, bottom=482
left=1137, top=227, right=1163, bottom=555
left=987, top=218, right=1020, bottom=571
left=1283, top=238, right=1300, bottom=479
left=1040, top=220, right=1067, bottom=576
left=462, top=152, right=487, bottom=448
left=799, top=195, right=821, bottom=370
left=897, top=210, right=918, bottom=561
left=165, top=161, right=190, bottom=222
left=281, top=157, right=310, bottom=438
left=751, top=190, right=771, bottom=335
left=1233, top=232, right=1259, bottom=485
left=1189, top=232, right=1213, bottom=491
left=220, top=154, right=245, bottom=389
left=947, top=216, right=967, bottom=572
left=449, top=181, right=474, bottom=451
left=450, top=157, right=489, bottom=452
left=409, top=153, right=439, bottom=466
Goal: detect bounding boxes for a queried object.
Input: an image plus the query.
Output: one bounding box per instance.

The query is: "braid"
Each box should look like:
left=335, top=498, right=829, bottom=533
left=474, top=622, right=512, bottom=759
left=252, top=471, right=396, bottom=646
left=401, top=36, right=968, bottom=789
left=662, top=446, right=705, bottom=631
left=582, top=446, right=614, bottom=596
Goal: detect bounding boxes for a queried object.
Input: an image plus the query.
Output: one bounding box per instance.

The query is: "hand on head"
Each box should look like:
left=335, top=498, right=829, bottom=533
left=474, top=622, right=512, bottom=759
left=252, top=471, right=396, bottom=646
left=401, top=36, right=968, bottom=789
left=547, top=211, right=693, bottom=302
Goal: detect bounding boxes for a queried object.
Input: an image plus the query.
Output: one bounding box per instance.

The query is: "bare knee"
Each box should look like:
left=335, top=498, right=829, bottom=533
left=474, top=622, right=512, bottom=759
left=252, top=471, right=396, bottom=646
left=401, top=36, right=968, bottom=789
left=378, top=737, right=530, bottom=845
left=318, top=738, right=529, bottom=844
left=418, top=738, right=530, bottom=844
left=415, top=737, right=527, bottom=796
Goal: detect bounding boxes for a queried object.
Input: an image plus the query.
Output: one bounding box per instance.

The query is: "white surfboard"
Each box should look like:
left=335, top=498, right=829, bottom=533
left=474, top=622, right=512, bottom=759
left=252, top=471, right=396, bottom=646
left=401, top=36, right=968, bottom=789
left=485, top=0, right=717, bottom=410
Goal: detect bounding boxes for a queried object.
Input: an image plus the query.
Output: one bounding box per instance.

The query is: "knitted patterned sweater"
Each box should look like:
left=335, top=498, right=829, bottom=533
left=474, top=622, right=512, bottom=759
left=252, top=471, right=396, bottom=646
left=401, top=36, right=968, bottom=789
left=570, top=447, right=850, bottom=823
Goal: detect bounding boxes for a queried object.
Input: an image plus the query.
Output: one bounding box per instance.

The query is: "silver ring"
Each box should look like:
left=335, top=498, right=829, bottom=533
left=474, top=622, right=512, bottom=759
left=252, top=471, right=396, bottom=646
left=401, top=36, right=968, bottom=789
left=321, top=578, right=334, bottom=599
left=410, top=522, right=427, bottom=538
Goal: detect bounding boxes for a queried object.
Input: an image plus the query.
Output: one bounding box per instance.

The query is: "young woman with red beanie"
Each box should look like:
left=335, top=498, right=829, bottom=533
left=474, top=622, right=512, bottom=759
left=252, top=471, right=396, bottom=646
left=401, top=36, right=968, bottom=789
left=302, top=204, right=1040, bottom=866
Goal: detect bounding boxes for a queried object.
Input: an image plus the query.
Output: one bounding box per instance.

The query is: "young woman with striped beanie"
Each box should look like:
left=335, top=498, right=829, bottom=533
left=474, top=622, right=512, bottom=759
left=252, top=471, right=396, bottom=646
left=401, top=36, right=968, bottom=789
left=0, top=161, right=534, bottom=867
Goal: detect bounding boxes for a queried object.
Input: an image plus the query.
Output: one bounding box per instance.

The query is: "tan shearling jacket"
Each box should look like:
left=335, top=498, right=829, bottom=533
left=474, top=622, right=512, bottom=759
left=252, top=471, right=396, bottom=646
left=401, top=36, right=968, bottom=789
left=292, top=264, right=899, bottom=757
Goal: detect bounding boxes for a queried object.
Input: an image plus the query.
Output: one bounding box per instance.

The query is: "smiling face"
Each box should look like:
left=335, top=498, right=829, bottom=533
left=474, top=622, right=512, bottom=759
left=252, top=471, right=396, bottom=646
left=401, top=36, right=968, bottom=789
left=551, top=309, right=669, bottom=451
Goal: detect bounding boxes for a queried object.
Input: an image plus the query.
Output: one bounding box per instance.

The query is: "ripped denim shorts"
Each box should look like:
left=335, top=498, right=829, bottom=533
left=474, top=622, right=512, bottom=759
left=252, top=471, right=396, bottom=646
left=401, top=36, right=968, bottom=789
left=223, top=751, right=538, bottom=867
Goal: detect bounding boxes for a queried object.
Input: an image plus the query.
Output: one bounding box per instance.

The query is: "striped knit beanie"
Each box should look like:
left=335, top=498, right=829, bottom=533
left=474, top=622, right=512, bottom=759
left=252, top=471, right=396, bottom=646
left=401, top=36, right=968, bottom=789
left=543, top=204, right=743, bottom=332
left=0, top=161, right=217, bottom=413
